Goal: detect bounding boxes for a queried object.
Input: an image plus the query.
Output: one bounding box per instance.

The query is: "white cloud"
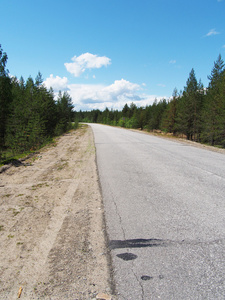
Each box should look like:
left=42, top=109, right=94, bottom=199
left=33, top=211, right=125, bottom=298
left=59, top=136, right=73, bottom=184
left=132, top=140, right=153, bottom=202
left=68, top=79, right=140, bottom=105
left=65, top=79, right=165, bottom=111
left=43, top=74, right=68, bottom=91
left=205, top=29, right=220, bottom=37
left=169, top=60, right=176, bottom=64
left=76, top=96, right=158, bottom=111
left=102, top=79, right=140, bottom=101
left=43, top=75, right=165, bottom=111
left=64, top=53, right=111, bottom=77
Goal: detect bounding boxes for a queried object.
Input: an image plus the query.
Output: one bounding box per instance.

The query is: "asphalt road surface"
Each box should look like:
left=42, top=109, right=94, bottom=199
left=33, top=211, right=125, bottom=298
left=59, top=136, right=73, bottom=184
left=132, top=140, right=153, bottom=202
left=89, top=124, right=225, bottom=300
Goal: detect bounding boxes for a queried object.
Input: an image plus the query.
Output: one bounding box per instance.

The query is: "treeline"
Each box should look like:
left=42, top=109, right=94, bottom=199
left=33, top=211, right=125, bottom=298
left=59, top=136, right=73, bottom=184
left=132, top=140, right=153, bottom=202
left=0, top=45, right=75, bottom=162
left=76, top=54, right=225, bottom=147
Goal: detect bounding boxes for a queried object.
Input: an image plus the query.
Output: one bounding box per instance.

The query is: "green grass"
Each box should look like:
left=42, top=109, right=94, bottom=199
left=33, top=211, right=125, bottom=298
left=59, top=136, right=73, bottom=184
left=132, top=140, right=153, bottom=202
left=56, top=159, right=69, bottom=170
left=3, top=194, right=12, bottom=198
left=31, top=183, right=49, bottom=190
left=8, top=207, right=24, bottom=216
left=0, top=151, right=31, bottom=167
left=17, top=242, right=24, bottom=245
left=0, top=126, right=81, bottom=167
left=0, top=137, right=57, bottom=167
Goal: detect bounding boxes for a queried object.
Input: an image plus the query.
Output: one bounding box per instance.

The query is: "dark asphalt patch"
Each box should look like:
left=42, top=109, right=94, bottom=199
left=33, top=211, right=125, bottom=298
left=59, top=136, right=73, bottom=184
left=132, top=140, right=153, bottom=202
left=116, top=253, right=138, bottom=261
left=109, top=238, right=169, bottom=250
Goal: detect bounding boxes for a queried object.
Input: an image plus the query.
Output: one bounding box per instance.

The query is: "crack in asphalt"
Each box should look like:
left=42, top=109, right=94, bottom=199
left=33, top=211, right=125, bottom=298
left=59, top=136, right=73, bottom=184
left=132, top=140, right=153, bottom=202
left=110, top=237, right=225, bottom=299
left=110, top=196, right=146, bottom=299
left=109, top=197, right=145, bottom=300
left=111, top=193, right=126, bottom=241
left=131, top=262, right=144, bottom=300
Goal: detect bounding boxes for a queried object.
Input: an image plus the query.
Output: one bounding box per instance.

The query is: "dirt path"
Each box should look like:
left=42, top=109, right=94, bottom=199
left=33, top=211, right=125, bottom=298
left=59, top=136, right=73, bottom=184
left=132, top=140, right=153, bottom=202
left=0, top=125, right=113, bottom=300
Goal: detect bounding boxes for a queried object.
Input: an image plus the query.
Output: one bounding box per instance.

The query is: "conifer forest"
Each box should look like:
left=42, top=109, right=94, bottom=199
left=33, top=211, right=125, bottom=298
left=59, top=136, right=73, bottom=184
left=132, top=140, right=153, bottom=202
left=0, top=45, right=76, bottom=163
left=1, top=43, right=225, bottom=164
left=76, top=55, right=225, bottom=148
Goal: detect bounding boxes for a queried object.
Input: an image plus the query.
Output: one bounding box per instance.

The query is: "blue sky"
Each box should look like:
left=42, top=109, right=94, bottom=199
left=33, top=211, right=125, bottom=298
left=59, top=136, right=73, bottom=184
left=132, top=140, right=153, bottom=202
left=1, top=0, right=225, bottom=111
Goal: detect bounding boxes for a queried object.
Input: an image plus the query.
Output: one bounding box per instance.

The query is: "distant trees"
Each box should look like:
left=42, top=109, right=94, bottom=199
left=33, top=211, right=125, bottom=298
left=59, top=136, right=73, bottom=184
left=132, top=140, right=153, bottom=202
left=0, top=45, right=76, bottom=162
left=76, top=54, right=225, bottom=148
left=1, top=41, right=225, bottom=156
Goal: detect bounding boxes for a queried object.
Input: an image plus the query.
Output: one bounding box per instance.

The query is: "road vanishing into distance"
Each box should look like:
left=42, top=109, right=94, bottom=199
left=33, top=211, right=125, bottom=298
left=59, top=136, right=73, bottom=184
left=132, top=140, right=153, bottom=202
left=89, top=124, right=225, bottom=300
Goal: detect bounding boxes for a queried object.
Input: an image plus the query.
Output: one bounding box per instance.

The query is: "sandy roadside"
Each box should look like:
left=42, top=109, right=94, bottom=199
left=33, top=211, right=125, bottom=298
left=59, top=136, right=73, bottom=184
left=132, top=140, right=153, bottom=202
left=0, top=125, right=113, bottom=300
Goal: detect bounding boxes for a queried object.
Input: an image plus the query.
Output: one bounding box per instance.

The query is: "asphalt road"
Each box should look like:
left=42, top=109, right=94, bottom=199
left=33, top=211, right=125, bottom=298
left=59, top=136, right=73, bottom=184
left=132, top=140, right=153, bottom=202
left=89, top=123, right=225, bottom=300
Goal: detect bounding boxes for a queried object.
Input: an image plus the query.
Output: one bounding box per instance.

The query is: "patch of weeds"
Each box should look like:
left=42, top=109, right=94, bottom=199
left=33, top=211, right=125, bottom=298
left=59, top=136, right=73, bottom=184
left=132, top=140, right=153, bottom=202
left=31, top=182, right=49, bottom=190
left=0, top=225, right=4, bottom=231
left=31, top=183, right=42, bottom=190
left=67, top=146, right=77, bottom=154
left=214, top=144, right=224, bottom=149
left=24, top=196, right=32, bottom=205
left=57, top=163, right=68, bottom=170
left=8, top=207, right=24, bottom=216
left=79, top=124, right=88, bottom=131
left=32, top=157, right=38, bottom=163
left=8, top=234, right=14, bottom=238
left=13, top=210, right=20, bottom=216
left=16, top=194, right=24, bottom=197
left=3, top=194, right=12, bottom=198
left=17, top=242, right=24, bottom=245
left=60, top=158, right=68, bottom=162
left=86, top=142, right=95, bottom=154
left=56, top=160, right=69, bottom=170
left=32, top=155, right=42, bottom=163
left=42, top=138, right=57, bottom=150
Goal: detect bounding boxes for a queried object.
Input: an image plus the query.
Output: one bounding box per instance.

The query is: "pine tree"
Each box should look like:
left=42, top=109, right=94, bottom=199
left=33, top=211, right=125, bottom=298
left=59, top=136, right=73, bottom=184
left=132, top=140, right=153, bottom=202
left=161, top=88, right=179, bottom=134
left=0, top=45, right=12, bottom=153
left=178, top=69, right=203, bottom=140
left=202, top=55, right=225, bottom=146
left=6, top=73, right=58, bottom=153
left=55, top=91, right=74, bottom=135
left=5, top=76, right=27, bottom=153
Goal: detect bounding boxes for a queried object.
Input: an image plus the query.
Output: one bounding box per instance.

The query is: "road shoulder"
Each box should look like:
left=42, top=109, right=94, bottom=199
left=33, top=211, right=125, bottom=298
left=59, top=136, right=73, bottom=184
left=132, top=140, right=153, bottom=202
left=0, top=125, right=113, bottom=299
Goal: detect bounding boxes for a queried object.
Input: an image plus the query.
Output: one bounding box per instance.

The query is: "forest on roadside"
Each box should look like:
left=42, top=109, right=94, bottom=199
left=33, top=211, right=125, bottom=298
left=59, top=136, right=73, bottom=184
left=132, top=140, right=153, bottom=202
left=0, top=45, right=76, bottom=164
left=1, top=43, right=225, bottom=165
left=76, top=55, right=225, bottom=148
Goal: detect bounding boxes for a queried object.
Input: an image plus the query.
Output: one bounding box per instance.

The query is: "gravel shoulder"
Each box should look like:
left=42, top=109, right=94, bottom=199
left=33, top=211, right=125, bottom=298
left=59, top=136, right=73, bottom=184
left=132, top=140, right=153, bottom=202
left=0, top=125, right=113, bottom=299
